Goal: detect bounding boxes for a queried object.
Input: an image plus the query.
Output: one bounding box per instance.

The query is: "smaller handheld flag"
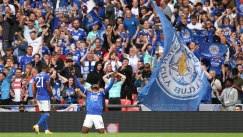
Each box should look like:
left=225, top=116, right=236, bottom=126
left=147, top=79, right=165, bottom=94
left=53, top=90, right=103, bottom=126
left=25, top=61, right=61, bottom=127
left=199, top=42, right=228, bottom=58
left=84, top=10, right=102, bottom=29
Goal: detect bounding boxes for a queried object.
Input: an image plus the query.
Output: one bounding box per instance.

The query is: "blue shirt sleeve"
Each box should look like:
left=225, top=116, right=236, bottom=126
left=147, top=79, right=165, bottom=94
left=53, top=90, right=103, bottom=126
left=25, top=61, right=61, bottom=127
left=103, top=78, right=115, bottom=94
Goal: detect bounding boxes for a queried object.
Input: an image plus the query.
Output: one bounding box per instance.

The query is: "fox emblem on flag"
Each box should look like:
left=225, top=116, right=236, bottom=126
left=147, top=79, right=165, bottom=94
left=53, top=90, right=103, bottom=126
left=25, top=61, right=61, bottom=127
left=157, top=34, right=203, bottom=100
left=209, top=45, right=219, bottom=54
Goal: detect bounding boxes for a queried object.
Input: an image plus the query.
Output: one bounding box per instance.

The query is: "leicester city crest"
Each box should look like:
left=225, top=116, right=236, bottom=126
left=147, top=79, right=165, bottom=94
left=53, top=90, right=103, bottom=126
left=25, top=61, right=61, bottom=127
left=209, top=45, right=219, bottom=55
left=157, top=34, right=203, bottom=100
left=87, top=14, right=93, bottom=23
left=183, top=29, right=190, bottom=39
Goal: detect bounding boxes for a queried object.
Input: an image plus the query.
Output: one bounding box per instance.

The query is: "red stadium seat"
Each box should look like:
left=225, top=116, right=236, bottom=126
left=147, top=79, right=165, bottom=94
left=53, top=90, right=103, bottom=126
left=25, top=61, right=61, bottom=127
left=132, top=94, right=137, bottom=104
left=60, top=99, right=64, bottom=104
left=127, top=107, right=140, bottom=111
left=78, top=99, right=84, bottom=104
left=105, top=99, right=109, bottom=111
left=120, top=99, right=131, bottom=111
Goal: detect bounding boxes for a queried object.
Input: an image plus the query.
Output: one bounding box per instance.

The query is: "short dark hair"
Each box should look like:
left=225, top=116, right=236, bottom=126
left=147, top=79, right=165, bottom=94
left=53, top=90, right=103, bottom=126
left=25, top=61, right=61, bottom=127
left=226, top=78, right=234, bottom=84
left=232, top=68, right=239, bottom=75
left=140, top=6, right=147, bottom=12
left=41, top=64, right=49, bottom=71
left=190, top=14, right=197, bottom=19
left=0, top=72, right=6, bottom=77
left=15, top=68, right=22, bottom=72
left=123, top=58, right=129, bottom=61
left=34, top=53, right=41, bottom=58
left=6, top=46, right=12, bottom=51
left=30, top=31, right=36, bottom=34
left=66, top=59, right=73, bottom=63
left=236, top=105, right=242, bottom=110
left=27, top=46, right=33, bottom=49
left=32, top=67, right=39, bottom=73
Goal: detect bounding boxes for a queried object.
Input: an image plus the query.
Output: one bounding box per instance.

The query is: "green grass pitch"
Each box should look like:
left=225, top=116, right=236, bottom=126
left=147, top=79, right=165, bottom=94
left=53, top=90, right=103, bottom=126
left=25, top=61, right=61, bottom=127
left=0, top=133, right=242, bottom=137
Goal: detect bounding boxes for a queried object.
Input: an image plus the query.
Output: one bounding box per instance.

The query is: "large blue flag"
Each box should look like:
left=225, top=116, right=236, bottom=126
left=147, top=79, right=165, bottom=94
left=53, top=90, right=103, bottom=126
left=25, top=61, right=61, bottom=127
left=138, top=1, right=211, bottom=111
left=199, top=42, right=228, bottom=58
left=192, top=30, right=213, bottom=43
left=236, top=0, right=243, bottom=17
left=97, top=24, right=106, bottom=45
left=84, top=10, right=102, bottom=29
left=180, top=27, right=193, bottom=43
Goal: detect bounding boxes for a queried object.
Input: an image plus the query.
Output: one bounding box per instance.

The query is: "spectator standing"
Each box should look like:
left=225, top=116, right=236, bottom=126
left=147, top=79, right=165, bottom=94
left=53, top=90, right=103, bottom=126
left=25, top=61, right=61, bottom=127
left=123, top=10, right=139, bottom=41
left=219, top=78, right=238, bottom=111
left=10, top=68, right=28, bottom=105
left=231, top=68, right=243, bottom=104
left=117, top=58, right=133, bottom=102
left=103, top=72, right=126, bottom=111
left=62, top=77, right=78, bottom=104
left=0, top=63, right=15, bottom=105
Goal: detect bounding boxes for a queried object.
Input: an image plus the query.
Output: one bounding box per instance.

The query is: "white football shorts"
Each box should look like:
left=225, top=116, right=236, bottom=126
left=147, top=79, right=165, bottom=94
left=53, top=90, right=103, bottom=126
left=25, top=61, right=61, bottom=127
left=83, top=114, right=104, bottom=129
left=37, top=100, right=51, bottom=111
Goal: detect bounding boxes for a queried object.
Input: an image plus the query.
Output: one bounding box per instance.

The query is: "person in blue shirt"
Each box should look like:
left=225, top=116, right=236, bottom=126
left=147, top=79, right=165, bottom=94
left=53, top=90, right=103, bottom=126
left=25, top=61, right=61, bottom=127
left=123, top=10, right=139, bottom=40
left=50, top=72, right=68, bottom=104
left=72, top=70, right=114, bottom=134
left=0, top=64, right=15, bottom=105
left=32, top=65, right=56, bottom=134
left=210, top=56, right=225, bottom=83
left=0, top=57, right=4, bottom=72
left=62, top=77, right=78, bottom=104
left=69, top=19, right=87, bottom=44
left=36, top=0, right=54, bottom=17
left=20, top=46, right=34, bottom=72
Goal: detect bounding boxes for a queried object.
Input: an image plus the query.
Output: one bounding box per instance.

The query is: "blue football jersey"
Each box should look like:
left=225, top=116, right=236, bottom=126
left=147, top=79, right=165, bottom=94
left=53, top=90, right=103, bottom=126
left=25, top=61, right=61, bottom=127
left=20, top=55, right=34, bottom=72
left=74, top=76, right=114, bottom=115
left=34, top=72, right=51, bottom=100
left=70, top=28, right=87, bottom=43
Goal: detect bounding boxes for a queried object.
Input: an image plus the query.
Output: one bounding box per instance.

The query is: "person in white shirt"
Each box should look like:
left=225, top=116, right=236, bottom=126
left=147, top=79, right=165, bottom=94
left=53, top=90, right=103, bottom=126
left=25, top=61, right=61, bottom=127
left=131, top=0, right=139, bottom=16
left=27, top=24, right=50, bottom=56
left=187, top=15, right=202, bottom=30
left=23, top=19, right=36, bottom=40
left=219, top=78, right=238, bottom=111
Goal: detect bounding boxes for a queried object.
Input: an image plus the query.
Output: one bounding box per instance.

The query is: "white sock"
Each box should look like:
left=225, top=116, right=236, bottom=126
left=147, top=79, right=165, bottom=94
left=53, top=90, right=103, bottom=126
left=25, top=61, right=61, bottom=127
left=45, top=130, right=49, bottom=132
left=35, top=125, right=39, bottom=128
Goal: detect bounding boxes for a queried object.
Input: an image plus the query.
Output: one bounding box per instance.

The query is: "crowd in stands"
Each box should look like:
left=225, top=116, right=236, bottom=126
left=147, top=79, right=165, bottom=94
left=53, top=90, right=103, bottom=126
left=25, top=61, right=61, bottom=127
left=0, top=0, right=241, bottom=111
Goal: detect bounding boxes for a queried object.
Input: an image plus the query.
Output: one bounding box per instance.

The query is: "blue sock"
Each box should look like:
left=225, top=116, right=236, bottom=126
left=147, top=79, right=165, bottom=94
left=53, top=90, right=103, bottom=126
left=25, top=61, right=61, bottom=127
left=37, top=113, right=49, bottom=126
left=43, top=121, right=48, bottom=130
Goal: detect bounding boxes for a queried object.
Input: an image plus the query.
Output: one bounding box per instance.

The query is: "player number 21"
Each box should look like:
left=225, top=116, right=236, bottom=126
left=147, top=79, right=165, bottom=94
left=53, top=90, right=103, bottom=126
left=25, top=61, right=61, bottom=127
left=36, top=77, right=44, bottom=87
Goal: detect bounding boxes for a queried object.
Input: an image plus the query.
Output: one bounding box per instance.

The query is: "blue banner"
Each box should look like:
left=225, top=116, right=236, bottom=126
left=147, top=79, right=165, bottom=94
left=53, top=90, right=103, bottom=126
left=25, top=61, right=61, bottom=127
left=97, top=24, right=106, bottom=45
left=199, top=42, right=228, bottom=58
left=137, top=0, right=211, bottom=111
left=236, top=0, right=243, bottom=17
left=84, top=10, right=102, bottom=29
left=180, top=27, right=193, bottom=43
left=192, top=30, right=213, bottom=43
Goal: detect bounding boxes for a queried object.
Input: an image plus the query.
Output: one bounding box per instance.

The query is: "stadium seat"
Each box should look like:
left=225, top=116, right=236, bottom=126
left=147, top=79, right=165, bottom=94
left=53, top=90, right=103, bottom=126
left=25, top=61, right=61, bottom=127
left=78, top=99, right=84, bottom=104
left=60, top=99, right=64, bottom=104
left=127, top=107, right=140, bottom=111
left=132, top=94, right=137, bottom=104
left=105, top=99, right=109, bottom=111
left=120, top=99, right=131, bottom=111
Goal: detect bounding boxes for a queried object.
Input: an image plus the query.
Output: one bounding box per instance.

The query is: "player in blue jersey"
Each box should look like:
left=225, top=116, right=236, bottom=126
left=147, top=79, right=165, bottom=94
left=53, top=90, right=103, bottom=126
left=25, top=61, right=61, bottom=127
left=32, top=65, right=56, bottom=134
left=72, top=70, right=114, bottom=134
